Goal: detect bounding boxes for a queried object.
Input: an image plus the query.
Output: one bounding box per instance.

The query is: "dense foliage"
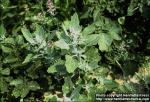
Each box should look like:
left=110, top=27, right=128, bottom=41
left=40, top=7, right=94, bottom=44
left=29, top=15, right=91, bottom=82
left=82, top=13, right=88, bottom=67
left=0, top=0, right=150, bottom=101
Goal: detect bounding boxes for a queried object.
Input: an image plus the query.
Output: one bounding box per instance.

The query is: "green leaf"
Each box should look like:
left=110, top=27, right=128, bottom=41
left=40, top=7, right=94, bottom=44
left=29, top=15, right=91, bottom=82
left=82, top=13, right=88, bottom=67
left=109, top=23, right=122, bottom=40
left=1, top=45, right=13, bottom=53
left=65, top=55, right=78, bottom=73
left=22, top=54, right=33, bottom=64
left=34, top=24, right=45, bottom=44
left=3, top=55, right=18, bottom=63
left=118, top=17, right=125, bottom=25
left=70, top=13, right=82, bottom=32
left=83, top=34, right=99, bottom=46
left=0, top=68, right=10, bottom=75
left=0, top=24, right=6, bottom=40
left=0, top=78, right=8, bottom=93
left=82, top=24, right=95, bottom=35
left=47, top=64, right=57, bottom=73
left=16, top=35, right=24, bottom=45
left=21, top=27, right=35, bottom=44
left=98, top=33, right=113, bottom=51
left=54, top=40, right=69, bottom=50
left=85, top=47, right=101, bottom=69
left=2, top=37, right=16, bottom=45
left=28, top=81, right=40, bottom=91
left=62, top=77, right=74, bottom=95
left=70, top=85, right=82, bottom=100
left=47, top=60, right=66, bottom=74
left=10, top=79, right=23, bottom=86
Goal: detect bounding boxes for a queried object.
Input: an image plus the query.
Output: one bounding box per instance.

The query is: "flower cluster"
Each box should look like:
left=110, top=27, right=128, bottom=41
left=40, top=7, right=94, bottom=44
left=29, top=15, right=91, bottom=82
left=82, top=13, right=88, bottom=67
left=47, top=0, right=56, bottom=15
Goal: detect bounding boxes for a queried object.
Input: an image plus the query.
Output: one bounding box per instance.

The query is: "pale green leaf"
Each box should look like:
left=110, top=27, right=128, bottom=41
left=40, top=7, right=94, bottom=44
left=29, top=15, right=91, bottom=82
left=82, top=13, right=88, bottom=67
left=82, top=24, right=95, bottom=35
left=98, top=33, right=113, bottom=51
left=65, top=55, right=78, bottom=73
left=55, top=40, right=69, bottom=50
left=83, top=34, right=99, bottom=46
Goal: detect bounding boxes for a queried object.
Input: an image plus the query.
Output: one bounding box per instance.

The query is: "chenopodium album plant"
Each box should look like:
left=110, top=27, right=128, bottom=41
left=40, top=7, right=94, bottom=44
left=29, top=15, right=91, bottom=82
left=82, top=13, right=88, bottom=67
left=45, top=13, right=123, bottom=101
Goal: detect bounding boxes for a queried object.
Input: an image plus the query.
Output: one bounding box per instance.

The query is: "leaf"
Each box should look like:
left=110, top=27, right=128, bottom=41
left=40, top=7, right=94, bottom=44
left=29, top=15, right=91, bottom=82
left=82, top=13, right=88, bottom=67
left=47, top=64, right=57, bottom=73
left=34, top=24, right=45, bottom=44
left=83, top=34, right=99, bottom=46
left=54, top=40, right=69, bottom=50
left=3, top=55, right=18, bottom=63
left=65, top=55, right=78, bottom=73
left=98, top=33, right=113, bottom=51
left=28, top=81, right=40, bottom=91
left=70, top=85, right=82, bottom=100
left=118, top=17, right=125, bottom=25
left=0, top=24, right=6, bottom=40
left=22, top=54, right=33, bottom=64
left=0, top=78, right=8, bottom=93
left=85, top=47, right=101, bottom=69
left=109, top=23, right=122, bottom=40
left=21, top=27, right=35, bottom=44
left=82, top=24, right=95, bottom=35
left=0, top=68, right=10, bottom=75
left=10, top=79, right=23, bottom=86
left=1, top=45, right=13, bottom=53
left=70, top=13, right=82, bottom=33
left=62, top=77, right=74, bottom=95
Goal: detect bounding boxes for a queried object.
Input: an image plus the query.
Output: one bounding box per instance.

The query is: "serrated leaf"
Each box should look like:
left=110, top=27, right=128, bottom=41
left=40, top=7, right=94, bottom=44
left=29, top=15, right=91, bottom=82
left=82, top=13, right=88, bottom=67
left=21, top=27, right=35, bottom=44
left=98, top=33, right=113, bottom=51
left=55, top=40, right=69, bottom=50
left=65, top=55, right=78, bottom=73
left=22, top=54, right=33, bottom=64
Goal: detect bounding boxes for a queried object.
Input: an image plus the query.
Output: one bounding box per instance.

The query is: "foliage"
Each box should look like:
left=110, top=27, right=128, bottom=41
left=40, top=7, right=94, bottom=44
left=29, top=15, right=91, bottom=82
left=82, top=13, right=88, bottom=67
left=0, top=0, right=150, bottom=101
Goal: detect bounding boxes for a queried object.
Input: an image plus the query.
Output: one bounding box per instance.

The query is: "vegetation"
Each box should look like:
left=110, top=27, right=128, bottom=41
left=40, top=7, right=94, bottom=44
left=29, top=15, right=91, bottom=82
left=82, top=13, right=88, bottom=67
left=0, top=0, right=150, bottom=101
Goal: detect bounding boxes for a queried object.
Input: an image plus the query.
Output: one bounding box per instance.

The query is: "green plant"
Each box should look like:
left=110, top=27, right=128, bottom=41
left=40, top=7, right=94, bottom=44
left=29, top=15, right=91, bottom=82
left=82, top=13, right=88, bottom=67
left=0, top=0, right=150, bottom=102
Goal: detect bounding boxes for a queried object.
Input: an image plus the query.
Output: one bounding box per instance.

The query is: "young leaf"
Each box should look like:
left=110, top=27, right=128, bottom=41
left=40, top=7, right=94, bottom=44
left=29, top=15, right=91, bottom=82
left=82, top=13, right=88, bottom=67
left=54, top=40, right=69, bottom=50
left=65, top=55, right=78, bottom=73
